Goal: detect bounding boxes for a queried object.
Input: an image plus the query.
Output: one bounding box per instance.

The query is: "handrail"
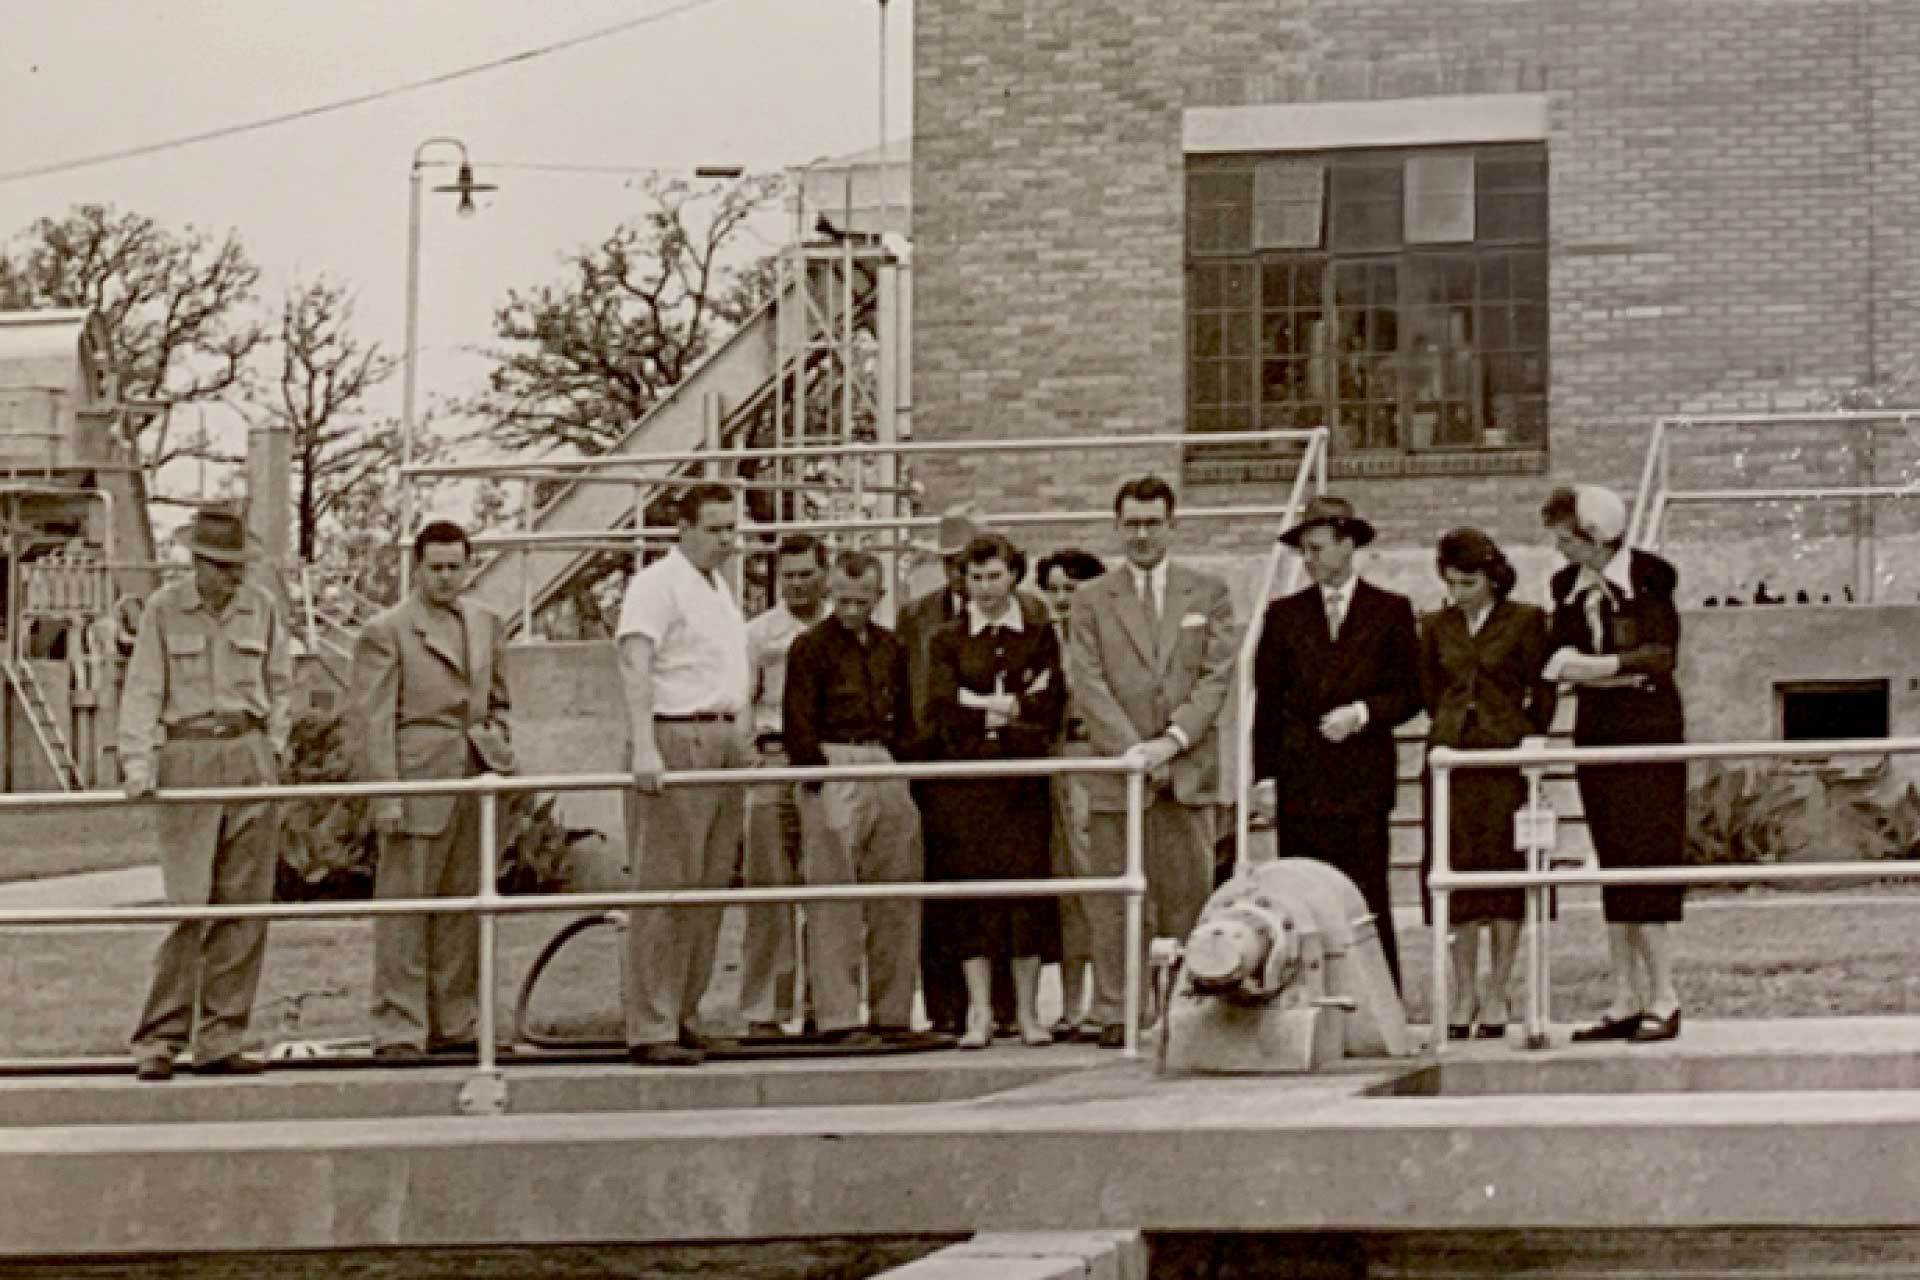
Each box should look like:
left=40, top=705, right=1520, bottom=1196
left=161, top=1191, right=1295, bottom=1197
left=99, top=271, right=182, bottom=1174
left=0, top=753, right=1154, bottom=1082
left=1426, top=732, right=1920, bottom=1056
left=1230, top=428, right=1328, bottom=872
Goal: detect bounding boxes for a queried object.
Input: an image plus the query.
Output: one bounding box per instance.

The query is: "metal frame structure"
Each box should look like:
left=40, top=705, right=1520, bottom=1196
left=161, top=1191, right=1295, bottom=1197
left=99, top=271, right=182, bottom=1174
left=1627, top=411, right=1920, bottom=601
left=1428, top=733, right=1920, bottom=1056
left=0, top=753, right=1152, bottom=1089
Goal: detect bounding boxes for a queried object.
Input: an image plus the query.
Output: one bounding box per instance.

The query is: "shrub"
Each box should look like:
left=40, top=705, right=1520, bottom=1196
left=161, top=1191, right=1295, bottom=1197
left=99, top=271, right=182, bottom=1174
left=273, top=709, right=586, bottom=902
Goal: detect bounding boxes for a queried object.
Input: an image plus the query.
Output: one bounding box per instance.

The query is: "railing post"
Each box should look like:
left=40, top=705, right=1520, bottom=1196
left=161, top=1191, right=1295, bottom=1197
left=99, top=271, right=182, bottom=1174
left=520, top=480, right=535, bottom=642
left=1523, top=763, right=1549, bottom=1051
left=1429, top=747, right=1453, bottom=1058
left=1122, top=765, right=1146, bottom=1061
left=477, top=785, right=501, bottom=1076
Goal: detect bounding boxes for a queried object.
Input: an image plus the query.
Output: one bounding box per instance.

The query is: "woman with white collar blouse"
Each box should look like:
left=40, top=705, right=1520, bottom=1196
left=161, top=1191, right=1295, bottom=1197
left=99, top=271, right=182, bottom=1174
left=1541, top=485, right=1687, bottom=1044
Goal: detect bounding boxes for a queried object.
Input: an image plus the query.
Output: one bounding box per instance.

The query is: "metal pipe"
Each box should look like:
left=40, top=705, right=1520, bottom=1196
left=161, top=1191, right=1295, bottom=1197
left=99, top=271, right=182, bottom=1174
left=519, top=479, right=534, bottom=642
left=1661, top=484, right=1920, bottom=503
left=478, top=791, right=499, bottom=1074
left=1122, top=767, right=1146, bottom=1061
left=400, top=428, right=1323, bottom=476
left=468, top=502, right=1317, bottom=550
left=1428, top=751, right=1451, bottom=1059
left=1522, top=764, right=1546, bottom=1050
left=1627, top=417, right=1666, bottom=549
left=1435, top=735, right=1920, bottom=769
left=400, top=156, right=423, bottom=599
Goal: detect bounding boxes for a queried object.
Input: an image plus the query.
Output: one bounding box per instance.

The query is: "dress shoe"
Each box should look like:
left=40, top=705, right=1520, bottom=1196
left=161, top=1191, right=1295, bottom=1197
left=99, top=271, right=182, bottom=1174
left=1097, top=1024, right=1127, bottom=1049
left=192, top=1054, right=265, bottom=1077
left=373, top=1043, right=422, bottom=1061
left=428, top=1038, right=478, bottom=1056
left=1571, top=1012, right=1645, bottom=1043
left=1018, top=1021, right=1054, bottom=1047
left=134, top=1054, right=174, bottom=1083
left=1067, top=1022, right=1104, bottom=1044
left=958, top=1009, right=992, bottom=1050
left=820, top=1027, right=884, bottom=1049
left=679, top=1026, right=737, bottom=1055
left=1474, top=1023, right=1510, bottom=1041
left=1628, top=1008, right=1682, bottom=1043
left=872, top=1024, right=918, bottom=1044
left=629, top=1041, right=703, bottom=1067
left=1447, top=1024, right=1473, bottom=1041
left=745, top=1021, right=789, bottom=1039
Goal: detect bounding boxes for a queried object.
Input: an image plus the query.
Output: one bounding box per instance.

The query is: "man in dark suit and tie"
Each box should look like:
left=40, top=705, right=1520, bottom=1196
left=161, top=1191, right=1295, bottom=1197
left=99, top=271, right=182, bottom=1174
left=1251, top=495, right=1421, bottom=991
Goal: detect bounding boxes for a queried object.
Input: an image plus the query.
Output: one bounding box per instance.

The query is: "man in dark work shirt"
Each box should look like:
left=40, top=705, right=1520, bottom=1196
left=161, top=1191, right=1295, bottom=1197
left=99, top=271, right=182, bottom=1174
left=783, top=549, right=922, bottom=1044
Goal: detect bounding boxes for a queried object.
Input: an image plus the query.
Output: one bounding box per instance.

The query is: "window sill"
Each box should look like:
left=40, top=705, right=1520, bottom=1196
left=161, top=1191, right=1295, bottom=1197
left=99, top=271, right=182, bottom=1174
left=1183, top=446, right=1549, bottom=486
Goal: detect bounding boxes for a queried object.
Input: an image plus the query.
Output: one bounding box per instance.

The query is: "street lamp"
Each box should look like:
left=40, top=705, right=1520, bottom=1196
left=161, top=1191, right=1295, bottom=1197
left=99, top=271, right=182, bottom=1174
left=399, top=137, right=495, bottom=596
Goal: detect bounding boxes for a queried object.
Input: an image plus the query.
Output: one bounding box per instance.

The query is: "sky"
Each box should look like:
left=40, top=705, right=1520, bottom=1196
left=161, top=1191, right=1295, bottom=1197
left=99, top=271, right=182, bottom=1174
left=0, top=0, right=913, bottom=506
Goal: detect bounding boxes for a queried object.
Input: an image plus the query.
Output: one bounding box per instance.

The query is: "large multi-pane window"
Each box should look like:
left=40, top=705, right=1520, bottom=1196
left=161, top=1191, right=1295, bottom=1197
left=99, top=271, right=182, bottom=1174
left=1186, top=144, right=1548, bottom=457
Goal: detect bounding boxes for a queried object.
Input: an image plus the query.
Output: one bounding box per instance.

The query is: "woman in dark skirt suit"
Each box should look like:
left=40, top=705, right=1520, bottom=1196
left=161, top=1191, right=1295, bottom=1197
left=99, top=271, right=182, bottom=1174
left=1420, top=528, right=1557, bottom=1041
left=1541, top=485, right=1687, bottom=1044
left=922, top=533, right=1066, bottom=1048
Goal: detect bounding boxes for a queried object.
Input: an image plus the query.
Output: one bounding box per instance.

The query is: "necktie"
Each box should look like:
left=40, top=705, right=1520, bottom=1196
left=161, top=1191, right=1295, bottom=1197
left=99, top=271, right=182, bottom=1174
left=1325, top=589, right=1345, bottom=641
left=1139, top=573, right=1160, bottom=630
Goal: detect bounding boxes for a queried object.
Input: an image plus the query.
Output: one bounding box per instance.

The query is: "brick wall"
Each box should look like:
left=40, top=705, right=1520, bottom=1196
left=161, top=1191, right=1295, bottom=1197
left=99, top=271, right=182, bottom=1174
left=914, top=0, right=1920, bottom=561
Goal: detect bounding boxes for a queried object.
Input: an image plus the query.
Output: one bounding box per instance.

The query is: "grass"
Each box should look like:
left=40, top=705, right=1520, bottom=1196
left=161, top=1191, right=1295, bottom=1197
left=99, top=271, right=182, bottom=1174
left=10, top=894, right=1920, bottom=1058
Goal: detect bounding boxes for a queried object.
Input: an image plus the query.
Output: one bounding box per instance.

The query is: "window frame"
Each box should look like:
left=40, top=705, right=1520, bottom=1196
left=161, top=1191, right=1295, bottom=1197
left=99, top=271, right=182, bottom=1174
left=1184, top=143, right=1549, bottom=465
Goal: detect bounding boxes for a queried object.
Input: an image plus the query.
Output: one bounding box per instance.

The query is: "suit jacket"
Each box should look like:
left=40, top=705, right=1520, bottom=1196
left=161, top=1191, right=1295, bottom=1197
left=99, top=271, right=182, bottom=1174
left=898, top=586, right=1049, bottom=753
left=1252, top=579, right=1422, bottom=819
left=1066, top=563, right=1237, bottom=813
left=1420, top=599, right=1556, bottom=750
left=351, top=596, right=513, bottom=837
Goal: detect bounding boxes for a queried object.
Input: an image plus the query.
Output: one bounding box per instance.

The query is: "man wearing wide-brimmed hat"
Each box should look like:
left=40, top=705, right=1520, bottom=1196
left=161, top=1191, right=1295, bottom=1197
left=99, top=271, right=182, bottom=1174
left=119, top=506, right=293, bottom=1081
left=1251, top=494, right=1422, bottom=991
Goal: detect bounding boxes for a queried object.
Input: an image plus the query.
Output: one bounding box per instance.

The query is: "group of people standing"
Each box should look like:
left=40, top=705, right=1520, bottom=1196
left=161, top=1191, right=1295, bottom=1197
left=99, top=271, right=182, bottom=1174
left=1250, top=484, right=1687, bottom=1046
left=115, top=471, right=1690, bottom=1080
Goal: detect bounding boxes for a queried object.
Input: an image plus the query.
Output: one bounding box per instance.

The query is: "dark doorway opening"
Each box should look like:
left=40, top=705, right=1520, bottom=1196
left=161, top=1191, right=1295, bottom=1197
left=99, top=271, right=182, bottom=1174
left=1778, top=680, right=1890, bottom=741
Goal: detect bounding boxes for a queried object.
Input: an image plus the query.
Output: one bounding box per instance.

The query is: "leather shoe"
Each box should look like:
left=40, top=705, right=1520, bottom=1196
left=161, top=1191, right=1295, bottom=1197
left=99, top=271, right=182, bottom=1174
left=134, top=1054, right=174, bottom=1082
left=1447, top=1023, right=1472, bottom=1041
left=745, top=1021, right=789, bottom=1039
left=1474, top=1023, right=1510, bottom=1041
left=820, top=1027, right=884, bottom=1049
left=1097, top=1024, right=1127, bottom=1049
left=428, top=1038, right=478, bottom=1056
left=629, top=1041, right=703, bottom=1067
left=373, top=1043, right=422, bottom=1061
left=192, top=1054, right=265, bottom=1077
left=1629, top=1008, right=1682, bottom=1043
left=1571, top=1012, right=1645, bottom=1043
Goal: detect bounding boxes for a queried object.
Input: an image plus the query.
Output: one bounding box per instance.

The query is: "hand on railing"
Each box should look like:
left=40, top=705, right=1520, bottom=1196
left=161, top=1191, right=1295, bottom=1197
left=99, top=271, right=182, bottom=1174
left=1251, top=777, right=1276, bottom=827
left=371, top=798, right=403, bottom=836
left=631, top=745, right=666, bottom=795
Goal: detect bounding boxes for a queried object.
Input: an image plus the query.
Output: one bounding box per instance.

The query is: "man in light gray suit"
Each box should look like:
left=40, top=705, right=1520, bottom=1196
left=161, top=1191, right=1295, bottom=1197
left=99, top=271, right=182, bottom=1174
left=352, top=520, right=514, bottom=1058
left=1067, top=476, right=1237, bottom=1046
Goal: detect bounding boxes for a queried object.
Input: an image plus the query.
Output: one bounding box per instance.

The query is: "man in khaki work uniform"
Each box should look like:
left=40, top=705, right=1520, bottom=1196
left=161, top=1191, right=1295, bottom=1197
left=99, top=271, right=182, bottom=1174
left=618, top=482, right=752, bottom=1067
left=351, top=520, right=514, bottom=1059
left=120, top=508, right=292, bottom=1082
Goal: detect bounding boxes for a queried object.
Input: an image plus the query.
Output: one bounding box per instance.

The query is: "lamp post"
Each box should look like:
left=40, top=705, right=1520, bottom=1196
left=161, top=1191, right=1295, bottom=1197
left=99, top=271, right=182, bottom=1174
left=400, top=137, right=496, bottom=597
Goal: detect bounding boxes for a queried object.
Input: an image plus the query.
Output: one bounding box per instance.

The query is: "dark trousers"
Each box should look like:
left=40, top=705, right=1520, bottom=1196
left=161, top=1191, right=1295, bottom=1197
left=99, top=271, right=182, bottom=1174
left=1275, top=812, right=1400, bottom=993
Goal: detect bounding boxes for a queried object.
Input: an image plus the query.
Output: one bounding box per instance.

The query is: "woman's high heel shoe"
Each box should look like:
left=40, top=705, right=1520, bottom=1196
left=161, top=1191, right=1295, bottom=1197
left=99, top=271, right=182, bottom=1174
left=958, top=1010, right=991, bottom=1051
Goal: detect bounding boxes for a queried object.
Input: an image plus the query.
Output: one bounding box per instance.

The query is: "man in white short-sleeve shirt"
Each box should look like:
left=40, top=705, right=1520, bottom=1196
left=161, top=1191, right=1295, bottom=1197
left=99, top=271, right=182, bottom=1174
left=616, top=482, right=752, bottom=1067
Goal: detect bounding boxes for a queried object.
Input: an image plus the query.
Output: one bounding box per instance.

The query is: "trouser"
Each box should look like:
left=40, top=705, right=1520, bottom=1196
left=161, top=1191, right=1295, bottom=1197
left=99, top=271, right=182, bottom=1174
left=130, top=732, right=277, bottom=1062
left=1049, top=757, right=1093, bottom=1020
left=741, top=777, right=804, bottom=1025
left=622, top=720, right=749, bottom=1046
left=1276, top=812, right=1400, bottom=992
left=370, top=793, right=481, bottom=1051
left=796, top=743, right=923, bottom=1032
left=1084, top=795, right=1215, bottom=1028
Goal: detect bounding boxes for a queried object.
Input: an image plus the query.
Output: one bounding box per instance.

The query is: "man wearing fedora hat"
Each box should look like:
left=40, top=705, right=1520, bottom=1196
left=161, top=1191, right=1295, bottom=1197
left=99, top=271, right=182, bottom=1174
left=120, top=506, right=293, bottom=1080
left=1251, top=494, right=1422, bottom=991
left=898, top=502, right=1049, bottom=1035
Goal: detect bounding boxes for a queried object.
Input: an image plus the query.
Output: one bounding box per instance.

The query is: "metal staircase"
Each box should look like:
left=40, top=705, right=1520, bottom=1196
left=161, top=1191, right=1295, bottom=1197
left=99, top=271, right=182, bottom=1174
left=6, top=659, right=82, bottom=791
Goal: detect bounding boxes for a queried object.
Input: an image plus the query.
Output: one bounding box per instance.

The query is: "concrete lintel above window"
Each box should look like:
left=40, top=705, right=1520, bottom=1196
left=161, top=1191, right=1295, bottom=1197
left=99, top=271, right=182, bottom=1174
left=1184, top=94, right=1549, bottom=155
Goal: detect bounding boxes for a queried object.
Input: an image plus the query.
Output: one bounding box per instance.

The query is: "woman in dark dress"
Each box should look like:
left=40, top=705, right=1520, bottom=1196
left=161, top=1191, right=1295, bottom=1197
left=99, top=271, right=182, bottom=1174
left=1541, top=485, right=1687, bottom=1045
left=1421, top=529, right=1557, bottom=1041
left=922, top=533, right=1066, bottom=1048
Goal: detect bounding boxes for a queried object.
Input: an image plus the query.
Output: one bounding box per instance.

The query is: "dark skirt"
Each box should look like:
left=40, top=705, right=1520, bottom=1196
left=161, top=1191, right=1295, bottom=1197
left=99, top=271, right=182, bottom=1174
left=919, top=775, right=1061, bottom=964
left=1576, top=685, right=1687, bottom=924
left=1421, top=766, right=1550, bottom=925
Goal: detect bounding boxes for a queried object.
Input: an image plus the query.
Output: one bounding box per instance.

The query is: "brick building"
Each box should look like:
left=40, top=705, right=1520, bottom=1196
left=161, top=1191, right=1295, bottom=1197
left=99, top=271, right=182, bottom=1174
left=912, top=0, right=1920, bottom=599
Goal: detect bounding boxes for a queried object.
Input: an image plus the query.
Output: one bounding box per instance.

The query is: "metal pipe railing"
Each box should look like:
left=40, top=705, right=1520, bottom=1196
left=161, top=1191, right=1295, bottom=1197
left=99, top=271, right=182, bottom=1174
left=1231, top=428, right=1328, bottom=874
left=0, top=753, right=1153, bottom=1081
left=1427, top=732, right=1920, bottom=1057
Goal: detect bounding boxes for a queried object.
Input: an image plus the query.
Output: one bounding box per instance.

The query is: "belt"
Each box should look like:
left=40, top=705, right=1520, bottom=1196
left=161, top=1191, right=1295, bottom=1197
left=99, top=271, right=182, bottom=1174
left=655, top=712, right=735, bottom=724
left=166, top=712, right=264, bottom=741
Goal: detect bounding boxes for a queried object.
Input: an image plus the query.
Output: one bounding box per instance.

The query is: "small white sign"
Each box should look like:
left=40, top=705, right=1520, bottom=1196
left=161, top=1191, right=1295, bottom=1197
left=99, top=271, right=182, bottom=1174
left=1513, top=806, right=1558, bottom=854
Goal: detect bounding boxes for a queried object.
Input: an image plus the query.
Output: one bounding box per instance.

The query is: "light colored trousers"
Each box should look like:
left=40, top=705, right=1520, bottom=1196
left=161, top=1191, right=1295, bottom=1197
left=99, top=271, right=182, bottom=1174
left=622, top=720, right=749, bottom=1046
left=796, top=743, right=923, bottom=1032
left=740, top=776, right=803, bottom=1025
left=130, top=733, right=277, bottom=1062
left=1049, top=744, right=1094, bottom=1012
left=370, top=795, right=480, bottom=1051
left=1084, top=797, right=1215, bottom=1027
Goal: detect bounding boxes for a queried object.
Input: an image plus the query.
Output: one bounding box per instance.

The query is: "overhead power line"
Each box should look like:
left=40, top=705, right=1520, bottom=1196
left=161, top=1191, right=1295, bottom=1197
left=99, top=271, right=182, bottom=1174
left=0, top=0, right=735, bottom=188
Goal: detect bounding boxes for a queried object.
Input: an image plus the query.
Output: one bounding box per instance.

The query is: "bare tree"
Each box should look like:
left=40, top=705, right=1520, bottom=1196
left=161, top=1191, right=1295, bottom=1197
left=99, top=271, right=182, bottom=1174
left=0, top=204, right=268, bottom=487
left=470, top=173, right=782, bottom=455
left=249, top=277, right=398, bottom=561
